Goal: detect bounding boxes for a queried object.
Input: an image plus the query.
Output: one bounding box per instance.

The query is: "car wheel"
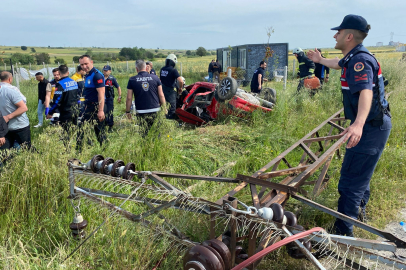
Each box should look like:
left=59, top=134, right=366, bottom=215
left=263, top=88, right=277, bottom=104
left=217, top=77, right=238, bottom=101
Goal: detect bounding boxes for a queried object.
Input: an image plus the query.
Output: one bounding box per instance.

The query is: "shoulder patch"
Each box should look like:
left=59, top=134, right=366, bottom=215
left=354, top=62, right=364, bottom=72
left=97, top=79, right=103, bottom=84
left=354, top=73, right=368, bottom=83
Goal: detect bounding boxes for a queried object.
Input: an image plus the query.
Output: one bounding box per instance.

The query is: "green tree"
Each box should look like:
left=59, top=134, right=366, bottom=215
left=20, top=46, right=27, bottom=51
left=31, top=48, right=36, bottom=53
left=73, top=56, right=80, bottom=62
left=10, top=53, right=34, bottom=64
left=196, top=47, right=207, bottom=57
left=186, top=50, right=192, bottom=56
left=54, top=58, right=66, bottom=65
left=35, top=53, right=51, bottom=65
left=119, top=47, right=135, bottom=60
left=155, top=49, right=158, bottom=53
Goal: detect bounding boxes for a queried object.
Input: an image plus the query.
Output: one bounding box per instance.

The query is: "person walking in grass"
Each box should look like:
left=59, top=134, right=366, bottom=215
left=208, top=59, right=214, bottom=82
left=250, top=61, right=268, bottom=94
left=102, top=65, right=122, bottom=133
left=0, top=71, right=30, bottom=151
left=34, top=72, right=52, bottom=128
left=308, top=14, right=391, bottom=237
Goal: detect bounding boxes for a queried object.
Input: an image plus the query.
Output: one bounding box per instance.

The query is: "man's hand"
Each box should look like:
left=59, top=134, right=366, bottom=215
left=97, top=110, right=105, bottom=122
left=307, top=49, right=322, bottom=63
left=3, top=115, right=10, bottom=123
left=263, top=78, right=268, bottom=82
left=126, top=113, right=132, bottom=120
left=324, top=78, right=329, bottom=83
left=117, top=96, right=122, bottom=103
left=46, top=114, right=52, bottom=119
left=258, top=86, right=261, bottom=90
left=177, top=88, right=182, bottom=95
left=340, top=122, right=363, bottom=148
left=0, top=137, right=5, bottom=147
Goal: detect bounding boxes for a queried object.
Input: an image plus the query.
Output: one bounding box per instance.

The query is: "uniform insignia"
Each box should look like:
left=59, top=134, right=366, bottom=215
left=97, top=79, right=103, bottom=84
left=88, top=80, right=91, bottom=84
left=354, top=73, right=368, bottom=82
left=354, top=62, right=364, bottom=72
left=142, top=82, right=149, bottom=91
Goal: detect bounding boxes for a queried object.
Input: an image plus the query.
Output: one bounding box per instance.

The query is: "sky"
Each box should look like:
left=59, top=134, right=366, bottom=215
left=2, top=0, right=405, bottom=51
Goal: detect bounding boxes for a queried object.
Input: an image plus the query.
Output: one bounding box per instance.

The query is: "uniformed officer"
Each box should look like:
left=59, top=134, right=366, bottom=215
left=102, top=65, right=122, bottom=132
left=126, top=60, right=166, bottom=137
left=308, top=14, right=391, bottom=236
left=159, top=54, right=183, bottom=119
left=250, top=61, right=268, bottom=94
left=77, top=55, right=106, bottom=151
left=46, top=65, right=79, bottom=134
left=146, top=61, right=156, bottom=75
left=293, top=47, right=316, bottom=91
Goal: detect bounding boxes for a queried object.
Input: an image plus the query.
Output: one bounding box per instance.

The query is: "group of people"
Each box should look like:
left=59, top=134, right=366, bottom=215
left=0, top=14, right=393, bottom=238
left=207, top=59, right=222, bottom=83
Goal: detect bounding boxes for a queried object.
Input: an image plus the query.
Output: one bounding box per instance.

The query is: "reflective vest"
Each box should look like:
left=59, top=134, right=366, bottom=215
left=340, top=46, right=389, bottom=125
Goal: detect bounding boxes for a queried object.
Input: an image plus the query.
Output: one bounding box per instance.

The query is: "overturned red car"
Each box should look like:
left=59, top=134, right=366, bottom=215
left=175, top=77, right=276, bottom=126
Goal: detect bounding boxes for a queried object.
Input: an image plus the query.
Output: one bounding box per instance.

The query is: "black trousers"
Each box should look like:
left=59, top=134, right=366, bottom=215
left=76, top=103, right=106, bottom=151
left=105, top=97, right=114, bottom=127
left=0, top=125, right=31, bottom=150
left=162, top=85, right=177, bottom=119
left=137, top=112, right=158, bottom=138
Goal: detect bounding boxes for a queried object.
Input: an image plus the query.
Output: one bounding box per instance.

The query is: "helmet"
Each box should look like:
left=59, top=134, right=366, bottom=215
left=166, top=54, right=177, bottom=63
left=292, top=48, right=303, bottom=54
left=176, top=76, right=186, bottom=89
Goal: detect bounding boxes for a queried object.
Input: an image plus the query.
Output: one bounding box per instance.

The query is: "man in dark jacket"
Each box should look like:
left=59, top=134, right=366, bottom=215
left=47, top=65, right=79, bottom=133
left=160, top=54, right=183, bottom=119
left=293, top=47, right=316, bottom=91
left=212, top=60, right=222, bottom=83
left=208, top=59, right=214, bottom=82
left=250, top=61, right=268, bottom=93
left=314, top=48, right=330, bottom=86
left=34, top=72, right=51, bottom=128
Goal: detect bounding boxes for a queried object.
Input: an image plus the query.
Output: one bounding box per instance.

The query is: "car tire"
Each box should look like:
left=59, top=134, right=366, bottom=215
left=214, top=91, right=225, bottom=103
left=263, top=88, right=277, bottom=104
left=217, top=77, right=238, bottom=101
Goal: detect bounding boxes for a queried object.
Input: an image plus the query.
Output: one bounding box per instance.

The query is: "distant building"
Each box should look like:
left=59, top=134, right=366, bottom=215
left=376, top=42, right=383, bottom=47
left=396, top=44, right=406, bottom=52
left=389, top=41, right=400, bottom=46
left=216, top=43, right=288, bottom=83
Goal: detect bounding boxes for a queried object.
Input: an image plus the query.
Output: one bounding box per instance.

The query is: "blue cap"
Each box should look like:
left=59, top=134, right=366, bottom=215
left=331, top=14, right=369, bottom=33
left=103, top=65, right=111, bottom=71
left=400, top=221, right=404, bottom=226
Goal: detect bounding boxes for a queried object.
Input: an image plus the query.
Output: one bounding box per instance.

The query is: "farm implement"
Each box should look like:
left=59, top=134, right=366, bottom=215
left=67, top=108, right=406, bottom=269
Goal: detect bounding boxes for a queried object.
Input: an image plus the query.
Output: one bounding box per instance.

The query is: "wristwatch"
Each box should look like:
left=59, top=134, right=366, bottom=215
left=126, top=111, right=131, bottom=114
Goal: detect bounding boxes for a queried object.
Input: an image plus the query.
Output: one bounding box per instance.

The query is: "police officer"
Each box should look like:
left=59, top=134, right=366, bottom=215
left=293, top=47, right=316, bottom=91
left=126, top=60, right=166, bottom=137
left=102, top=65, right=122, bottom=132
left=46, top=65, right=79, bottom=133
left=308, top=15, right=391, bottom=236
left=77, top=54, right=106, bottom=151
left=160, top=54, right=183, bottom=119
left=250, top=61, right=268, bottom=94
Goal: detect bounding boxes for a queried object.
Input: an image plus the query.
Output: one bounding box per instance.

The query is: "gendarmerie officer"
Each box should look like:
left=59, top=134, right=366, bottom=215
left=46, top=65, right=79, bottom=133
left=308, top=15, right=391, bottom=236
left=77, top=55, right=106, bottom=151
left=126, top=60, right=166, bottom=137
left=250, top=61, right=267, bottom=94
left=293, top=47, right=316, bottom=91
left=102, top=65, right=122, bottom=132
left=160, top=54, right=183, bottom=119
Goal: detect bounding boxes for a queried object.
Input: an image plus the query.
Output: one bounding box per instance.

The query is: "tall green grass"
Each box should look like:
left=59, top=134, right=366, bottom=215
left=0, top=55, right=406, bottom=269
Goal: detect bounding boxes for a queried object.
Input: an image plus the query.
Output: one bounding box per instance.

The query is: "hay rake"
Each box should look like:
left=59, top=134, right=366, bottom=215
left=67, top=108, right=406, bottom=269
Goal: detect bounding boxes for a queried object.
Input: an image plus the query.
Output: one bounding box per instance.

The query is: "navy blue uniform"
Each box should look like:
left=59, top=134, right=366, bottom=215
left=127, top=71, right=162, bottom=136
left=250, top=67, right=265, bottom=93
left=150, top=69, right=156, bottom=75
left=160, top=66, right=180, bottom=119
left=50, top=79, right=60, bottom=123
left=49, top=77, right=79, bottom=124
left=77, top=67, right=106, bottom=151
left=334, top=44, right=391, bottom=236
left=104, top=75, right=120, bottom=127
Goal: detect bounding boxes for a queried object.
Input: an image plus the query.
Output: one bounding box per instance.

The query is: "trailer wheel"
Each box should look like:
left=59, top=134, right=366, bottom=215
left=217, top=77, right=238, bottom=101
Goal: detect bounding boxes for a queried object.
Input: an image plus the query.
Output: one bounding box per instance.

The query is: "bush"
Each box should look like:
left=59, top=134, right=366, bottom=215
left=35, top=53, right=51, bottom=64
left=10, top=53, right=34, bottom=65
left=196, top=47, right=206, bottom=57
left=20, top=46, right=27, bottom=51
left=54, top=58, right=66, bottom=65
left=73, top=56, right=80, bottom=62
left=186, top=50, right=192, bottom=56
left=31, top=48, right=36, bottom=53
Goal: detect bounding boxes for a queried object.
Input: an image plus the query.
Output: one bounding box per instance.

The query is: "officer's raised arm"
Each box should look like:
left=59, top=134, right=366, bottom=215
left=307, top=48, right=340, bottom=70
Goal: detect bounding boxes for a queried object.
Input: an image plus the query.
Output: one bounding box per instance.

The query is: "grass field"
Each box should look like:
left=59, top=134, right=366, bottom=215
left=0, top=48, right=406, bottom=269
